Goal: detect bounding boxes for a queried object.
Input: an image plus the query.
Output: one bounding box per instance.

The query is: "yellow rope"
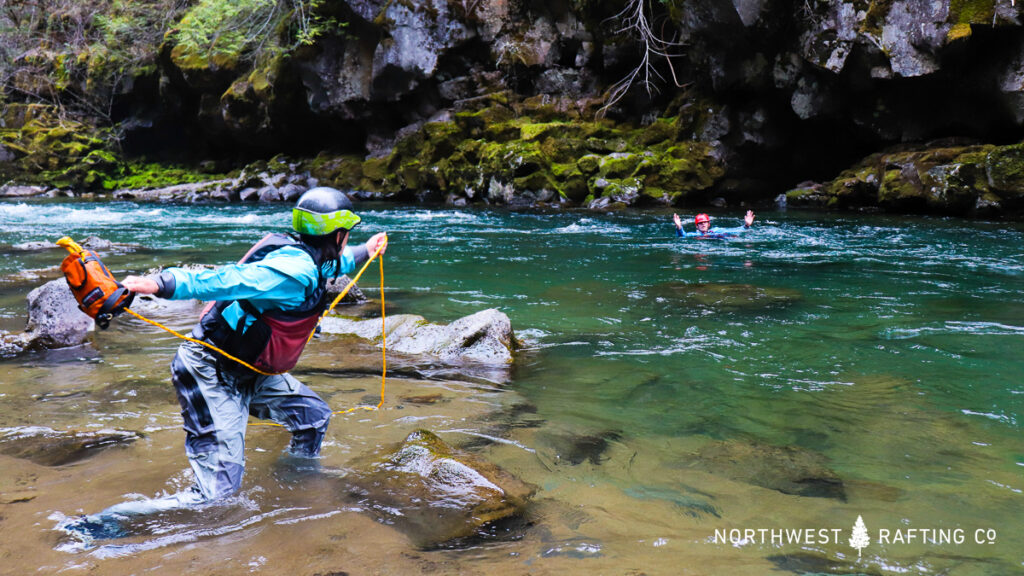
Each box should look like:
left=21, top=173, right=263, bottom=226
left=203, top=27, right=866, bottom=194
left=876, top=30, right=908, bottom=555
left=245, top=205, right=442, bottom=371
left=120, top=238, right=390, bottom=426
left=332, top=253, right=386, bottom=416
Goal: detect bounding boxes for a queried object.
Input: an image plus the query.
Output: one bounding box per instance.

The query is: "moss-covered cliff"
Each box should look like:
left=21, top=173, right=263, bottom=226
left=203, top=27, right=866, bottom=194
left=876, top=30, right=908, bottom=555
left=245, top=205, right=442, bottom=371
left=3, top=0, right=1024, bottom=216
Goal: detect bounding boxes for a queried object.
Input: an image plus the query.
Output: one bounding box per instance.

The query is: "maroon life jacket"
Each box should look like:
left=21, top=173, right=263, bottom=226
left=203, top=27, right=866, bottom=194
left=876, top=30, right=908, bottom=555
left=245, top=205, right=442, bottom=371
left=194, top=233, right=327, bottom=374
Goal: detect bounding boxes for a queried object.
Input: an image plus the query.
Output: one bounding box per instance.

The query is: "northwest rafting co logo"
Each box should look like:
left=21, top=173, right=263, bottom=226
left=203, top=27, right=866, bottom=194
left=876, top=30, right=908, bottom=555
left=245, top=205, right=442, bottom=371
left=849, top=515, right=870, bottom=557
left=712, top=515, right=999, bottom=556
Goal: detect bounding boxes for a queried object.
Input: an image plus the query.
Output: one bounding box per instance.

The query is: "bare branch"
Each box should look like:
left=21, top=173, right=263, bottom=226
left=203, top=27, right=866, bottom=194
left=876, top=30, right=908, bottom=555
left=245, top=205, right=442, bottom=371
left=599, top=0, right=687, bottom=118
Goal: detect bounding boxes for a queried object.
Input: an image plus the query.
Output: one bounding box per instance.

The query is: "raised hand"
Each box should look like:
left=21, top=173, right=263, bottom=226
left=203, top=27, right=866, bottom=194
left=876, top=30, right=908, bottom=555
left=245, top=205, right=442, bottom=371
left=744, top=210, right=755, bottom=227
left=365, top=232, right=389, bottom=256
left=673, top=213, right=682, bottom=230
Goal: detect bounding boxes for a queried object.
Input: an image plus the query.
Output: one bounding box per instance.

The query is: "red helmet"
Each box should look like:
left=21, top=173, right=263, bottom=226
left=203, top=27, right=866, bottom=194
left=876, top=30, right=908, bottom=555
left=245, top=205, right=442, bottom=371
left=695, top=213, right=710, bottom=225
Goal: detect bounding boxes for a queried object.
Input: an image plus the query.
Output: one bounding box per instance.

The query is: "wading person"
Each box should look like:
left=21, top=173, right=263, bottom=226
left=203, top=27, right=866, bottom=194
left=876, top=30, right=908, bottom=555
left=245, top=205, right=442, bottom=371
left=121, top=187, right=387, bottom=503
left=673, top=210, right=755, bottom=238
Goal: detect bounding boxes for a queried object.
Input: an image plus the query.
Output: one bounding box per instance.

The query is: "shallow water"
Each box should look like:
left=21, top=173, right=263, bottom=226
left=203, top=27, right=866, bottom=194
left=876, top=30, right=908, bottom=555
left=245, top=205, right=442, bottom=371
left=0, top=199, right=1022, bottom=575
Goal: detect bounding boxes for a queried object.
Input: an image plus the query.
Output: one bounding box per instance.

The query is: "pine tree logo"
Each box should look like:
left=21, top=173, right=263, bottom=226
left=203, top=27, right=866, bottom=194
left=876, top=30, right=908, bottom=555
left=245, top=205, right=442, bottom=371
left=849, top=515, right=870, bottom=558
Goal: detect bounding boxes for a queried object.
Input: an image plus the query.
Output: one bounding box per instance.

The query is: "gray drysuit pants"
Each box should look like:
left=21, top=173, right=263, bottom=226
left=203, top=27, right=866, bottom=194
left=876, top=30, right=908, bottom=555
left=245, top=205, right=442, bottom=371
left=170, top=340, right=331, bottom=501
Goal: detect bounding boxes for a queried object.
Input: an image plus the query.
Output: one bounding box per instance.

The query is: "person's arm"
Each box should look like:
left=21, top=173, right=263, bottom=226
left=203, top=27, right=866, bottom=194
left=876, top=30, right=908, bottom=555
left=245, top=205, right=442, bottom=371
left=673, top=213, right=684, bottom=237
left=124, top=253, right=313, bottom=304
left=710, top=211, right=757, bottom=235
left=160, top=262, right=305, bottom=302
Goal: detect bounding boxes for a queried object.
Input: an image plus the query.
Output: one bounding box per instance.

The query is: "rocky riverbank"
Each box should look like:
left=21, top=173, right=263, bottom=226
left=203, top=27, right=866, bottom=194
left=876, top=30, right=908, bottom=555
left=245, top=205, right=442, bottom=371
left=3, top=1, right=1024, bottom=217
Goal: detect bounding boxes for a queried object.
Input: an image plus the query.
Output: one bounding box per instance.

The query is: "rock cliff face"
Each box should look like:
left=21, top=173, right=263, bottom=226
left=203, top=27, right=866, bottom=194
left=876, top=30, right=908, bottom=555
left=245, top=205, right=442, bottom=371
left=4, top=0, right=1024, bottom=215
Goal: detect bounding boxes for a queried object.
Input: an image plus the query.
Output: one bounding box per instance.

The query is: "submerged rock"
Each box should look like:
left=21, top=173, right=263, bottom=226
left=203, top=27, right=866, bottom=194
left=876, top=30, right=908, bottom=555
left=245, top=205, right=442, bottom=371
left=648, top=282, right=803, bottom=311
left=0, top=427, right=141, bottom=466
left=319, top=308, right=517, bottom=365
left=536, top=428, right=622, bottom=466
left=346, top=429, right=535, bottom=547
left=685, top=439, right=846, bottom=500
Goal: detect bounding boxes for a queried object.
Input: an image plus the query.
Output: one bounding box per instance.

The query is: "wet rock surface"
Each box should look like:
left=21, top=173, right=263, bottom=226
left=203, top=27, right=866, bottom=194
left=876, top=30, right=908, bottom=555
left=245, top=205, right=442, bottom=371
left=324, top=274, right=367, bottom=304
left=648, top=282, right=803, bottom=311
left=319, top=308, right=518, bottom=365
left=0, top=427, right=141, bottom=466
left=345, top=429, right=535, bottom=547
left=21, top=279, right=94, bottom=351
left=684, top=439, right=846, bottom=500
left=536, top=429, right=622, bottom=466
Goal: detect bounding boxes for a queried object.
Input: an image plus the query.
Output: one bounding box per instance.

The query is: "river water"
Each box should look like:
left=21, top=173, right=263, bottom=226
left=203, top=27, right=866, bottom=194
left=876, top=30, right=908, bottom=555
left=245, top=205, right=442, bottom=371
left=0, top=199, right=1021, bottom=575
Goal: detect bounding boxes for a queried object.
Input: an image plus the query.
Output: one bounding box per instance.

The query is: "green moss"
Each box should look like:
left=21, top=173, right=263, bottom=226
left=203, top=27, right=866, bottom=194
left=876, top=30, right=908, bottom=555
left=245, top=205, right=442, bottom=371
left=878, top=168, right=925, bottom=206
left=599, top=153, right=642, bottom=178
left=101, top=162, right=219, bottom=191
left=362, top=156, right=392, bottom=182
left=169, top=43, right=210, bottom=72
left=520, top=121, right=580, bottom=141
left=985, top=143, right=1024, bottom=197
left=785, top=187, right=822, bottom=204
left=950, top=0, right=996, bottom=24
left=310, top=154, right=364, bottom=188
left=577, top=154, right=601, bottom=175
left=635, top=118, right=676, bottom=146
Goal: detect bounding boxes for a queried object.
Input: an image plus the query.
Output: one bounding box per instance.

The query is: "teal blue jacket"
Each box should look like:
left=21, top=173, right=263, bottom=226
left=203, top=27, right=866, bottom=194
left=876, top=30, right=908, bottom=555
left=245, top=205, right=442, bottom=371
left=163, top=244, right=368, bottom=330
left=676, top=224, right=750, bottom=238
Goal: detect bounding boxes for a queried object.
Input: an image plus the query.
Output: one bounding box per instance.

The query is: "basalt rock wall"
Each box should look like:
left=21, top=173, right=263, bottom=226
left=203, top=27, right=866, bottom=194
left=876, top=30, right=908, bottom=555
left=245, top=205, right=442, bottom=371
left=4, top=0, right=1024, bottom=215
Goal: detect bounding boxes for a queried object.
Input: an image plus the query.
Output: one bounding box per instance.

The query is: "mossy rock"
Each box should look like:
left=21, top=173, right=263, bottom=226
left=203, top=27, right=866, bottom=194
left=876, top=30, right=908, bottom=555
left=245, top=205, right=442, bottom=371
left=481, top=121, right=522, bottom=142
left=538, top=137, right=587, bottom=164
left=950, top=0, right=997, bottom=24
left=920, top=163, right=986, bottom=210
left=635, top=118, right=676, bottom=146
left=598, top=153, right=643, bottom=179
left=513, top=170, right=560, bottom=195
left=453, top=107, right=515, bottom=137
left=362, top=156, right=393, bottom=182
left=878, top=167, right=926, bottom=207
left=585, top=136, right=629, bottom=154
left=985, top=143, right=1024, bottom=197
left=785, top=186, right=826, bottom=206
left=310, top=154, right=364, bottom=189
left=576, top=154, right=601, bottom=175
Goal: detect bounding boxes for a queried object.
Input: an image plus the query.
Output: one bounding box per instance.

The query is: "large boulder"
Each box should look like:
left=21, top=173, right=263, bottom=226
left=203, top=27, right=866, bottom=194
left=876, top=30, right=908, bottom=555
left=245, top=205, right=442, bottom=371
left=346, top=429, right=535, bottom=547
left=0, top=278, right=99, bottom=359
left=23, top=279, right=95, bottom=349
left=319, top=308, right=517, bottom=365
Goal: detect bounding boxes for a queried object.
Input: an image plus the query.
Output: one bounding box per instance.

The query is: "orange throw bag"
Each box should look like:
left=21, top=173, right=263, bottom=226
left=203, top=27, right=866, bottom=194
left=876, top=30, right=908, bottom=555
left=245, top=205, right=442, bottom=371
left=56, top=237, right=134, bottom=329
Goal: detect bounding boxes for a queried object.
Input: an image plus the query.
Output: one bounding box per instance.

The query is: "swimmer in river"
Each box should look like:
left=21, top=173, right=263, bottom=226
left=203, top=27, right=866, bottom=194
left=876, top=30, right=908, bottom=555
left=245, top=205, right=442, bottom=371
left=673, top=211, right=755, bottom=238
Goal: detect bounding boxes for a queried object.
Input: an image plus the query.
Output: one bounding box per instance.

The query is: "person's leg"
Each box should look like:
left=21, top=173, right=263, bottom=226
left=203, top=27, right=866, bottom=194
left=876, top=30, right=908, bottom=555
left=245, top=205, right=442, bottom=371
left=171, top=341, right=250, bottom=500
left=249, top=373, right=331, bottom=457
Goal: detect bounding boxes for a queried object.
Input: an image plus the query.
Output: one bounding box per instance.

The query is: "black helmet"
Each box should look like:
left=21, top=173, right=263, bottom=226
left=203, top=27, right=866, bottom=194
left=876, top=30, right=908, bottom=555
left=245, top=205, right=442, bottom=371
left=292, top=187, right=361, bottom=236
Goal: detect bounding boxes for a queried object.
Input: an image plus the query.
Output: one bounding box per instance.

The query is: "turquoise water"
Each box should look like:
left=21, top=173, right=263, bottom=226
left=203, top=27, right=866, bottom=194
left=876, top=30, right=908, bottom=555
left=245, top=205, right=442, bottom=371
left=1, top=199, right=1022, bottom=575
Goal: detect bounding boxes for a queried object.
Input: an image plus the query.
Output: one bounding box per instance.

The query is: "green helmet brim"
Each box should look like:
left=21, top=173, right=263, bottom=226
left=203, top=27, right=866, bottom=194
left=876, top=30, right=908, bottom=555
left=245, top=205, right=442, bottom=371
left=292, top=207, right=361, bottom=236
